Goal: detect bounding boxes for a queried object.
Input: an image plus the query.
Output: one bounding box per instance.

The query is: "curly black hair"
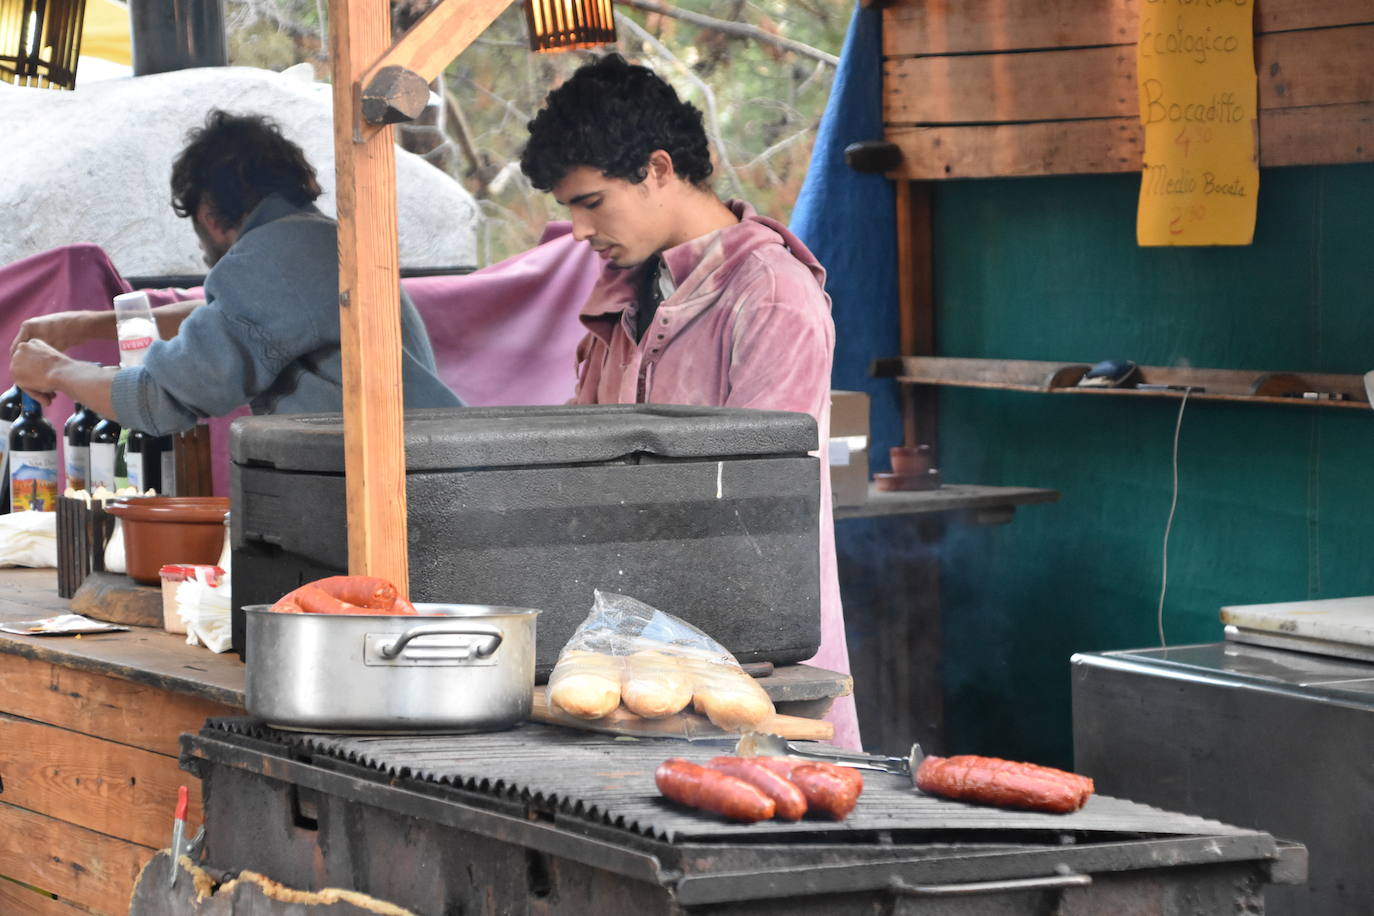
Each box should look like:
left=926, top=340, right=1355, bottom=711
left=520, top=54, right=713, bottom=192
left=170, top=110, right=323, bottom=229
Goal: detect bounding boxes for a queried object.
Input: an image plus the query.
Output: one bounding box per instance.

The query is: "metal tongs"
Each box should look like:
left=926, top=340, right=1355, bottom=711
left=735, top=732, right=925, bottom=781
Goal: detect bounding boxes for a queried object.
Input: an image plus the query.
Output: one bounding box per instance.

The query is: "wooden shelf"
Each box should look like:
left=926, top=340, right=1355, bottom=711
left=871, top=357, right=1371, bottom=410
left=834, top=483, right=1059, bottom=523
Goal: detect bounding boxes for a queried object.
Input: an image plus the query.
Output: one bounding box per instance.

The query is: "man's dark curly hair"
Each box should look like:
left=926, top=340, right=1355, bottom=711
left=170, top=110, right=323, bottom=229
left=520, top=54, right=713, bottom=192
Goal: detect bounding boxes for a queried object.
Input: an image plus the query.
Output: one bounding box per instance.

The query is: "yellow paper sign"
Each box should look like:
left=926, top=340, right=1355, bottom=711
left=1137, top=0, right=1258, bottom=246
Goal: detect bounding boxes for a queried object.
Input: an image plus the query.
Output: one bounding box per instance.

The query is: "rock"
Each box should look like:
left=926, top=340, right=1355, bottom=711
left=0, top=66, right=478, bottom=276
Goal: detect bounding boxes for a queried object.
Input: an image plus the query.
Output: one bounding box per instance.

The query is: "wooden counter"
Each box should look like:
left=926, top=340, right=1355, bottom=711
left=0, top=568, right=243, bottom=915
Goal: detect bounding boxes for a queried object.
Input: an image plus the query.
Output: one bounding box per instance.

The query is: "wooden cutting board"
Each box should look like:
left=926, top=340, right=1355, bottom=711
left=1221, top=596, right=1374, bottom=650
left=531, top=687, right=834, bottom=741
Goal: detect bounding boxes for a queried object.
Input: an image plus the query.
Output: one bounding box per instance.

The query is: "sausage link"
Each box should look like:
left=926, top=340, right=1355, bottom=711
left=270, top=577, right=417, bottom=615
left=915, top=755, right=1094, bottom=813
left=752, top=757, right=866, bottom=799
left=655, top=759, right=776, bottom=822
left=292, top=583, right=363, bottom=615
left=270, top=588, right=303, bottom=614
left=789, top=763, right=863, bottom=820
left=706, top=757, right=808, bottom=821
left=311, top=575, right=399, bottom=610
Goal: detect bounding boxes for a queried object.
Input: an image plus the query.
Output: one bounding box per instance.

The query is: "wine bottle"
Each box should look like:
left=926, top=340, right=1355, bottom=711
left=64, top=402, right=99, bottom=492
left=89, top=415, right=122, bottom=493
left=126, top=429, right=162, bottom=494
left=0, top=384, right=22, bottom=514
left=9, top=393, right=58, bottom=512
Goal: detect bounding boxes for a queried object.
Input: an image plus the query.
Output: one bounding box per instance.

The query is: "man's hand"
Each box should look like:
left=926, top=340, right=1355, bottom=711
left=10, top=309, right=109, bottom=358
left=10, top=340, right=118, bottom=417
left=9, top=340, right=69, bottom=407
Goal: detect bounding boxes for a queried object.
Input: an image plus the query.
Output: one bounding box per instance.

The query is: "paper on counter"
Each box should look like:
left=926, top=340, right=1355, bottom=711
left=0, top=613, right=129, bottom=636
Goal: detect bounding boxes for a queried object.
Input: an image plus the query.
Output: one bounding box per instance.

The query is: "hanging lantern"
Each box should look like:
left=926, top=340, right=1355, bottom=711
left=525, top=0, right=616, bottom=54
left=0, top=0, right=86, bottom=89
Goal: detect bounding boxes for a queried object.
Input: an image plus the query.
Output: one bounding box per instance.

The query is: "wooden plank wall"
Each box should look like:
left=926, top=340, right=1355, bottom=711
left=882, top=0, right=1374, bottom=179
left=0, top=655, right=239, bottom=914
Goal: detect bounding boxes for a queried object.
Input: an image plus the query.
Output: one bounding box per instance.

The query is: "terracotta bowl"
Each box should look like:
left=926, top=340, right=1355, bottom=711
left=889, top=445, right=932, bottom=477
left=105, top=497, right=230, bottom=585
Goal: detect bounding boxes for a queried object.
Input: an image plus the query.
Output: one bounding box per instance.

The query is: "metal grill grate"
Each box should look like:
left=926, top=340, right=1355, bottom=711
left=205, top=718, right=1259, bottom=844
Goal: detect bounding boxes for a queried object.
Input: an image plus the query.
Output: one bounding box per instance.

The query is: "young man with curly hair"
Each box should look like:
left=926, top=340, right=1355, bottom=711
left=521, top=54, right=859, bottom=748
left=10, top=110, right=458, bottom=433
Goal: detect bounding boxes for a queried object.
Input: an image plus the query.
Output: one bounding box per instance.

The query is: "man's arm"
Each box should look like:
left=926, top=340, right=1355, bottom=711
left=9, top=300, right=205, bottom=356
left=722, top=271, right=833, bottom=420
left=9, top=340, right=118, bottom=417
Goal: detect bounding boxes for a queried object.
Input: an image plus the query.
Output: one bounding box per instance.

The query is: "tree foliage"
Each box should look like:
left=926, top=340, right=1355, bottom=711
left=225, top=0, right=850, bottom=265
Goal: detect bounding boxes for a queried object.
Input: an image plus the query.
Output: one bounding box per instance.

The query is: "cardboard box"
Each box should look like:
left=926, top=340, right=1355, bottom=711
left=828, top=390, right=870, bottom=508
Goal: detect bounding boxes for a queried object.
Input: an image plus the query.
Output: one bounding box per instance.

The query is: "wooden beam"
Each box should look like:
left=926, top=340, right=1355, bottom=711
left=330, top=0, right=411, bottom=592
left=885, top=25, right=1374, bottom=125
left=894, top=181, right=937, bottom=453
left=361, top=0, right=511, bottom=103
left=885, top=101, right=1374, bottom=179
left=882, top=0, right=1374, bottom=57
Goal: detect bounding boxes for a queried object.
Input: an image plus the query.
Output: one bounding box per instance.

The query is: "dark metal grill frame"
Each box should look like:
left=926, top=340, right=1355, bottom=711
left=184, top=718, right=1295, bottom=909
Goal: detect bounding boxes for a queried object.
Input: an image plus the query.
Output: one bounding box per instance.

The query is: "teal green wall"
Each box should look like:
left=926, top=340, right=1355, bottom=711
left=932, top=164, right=1374, bottom=767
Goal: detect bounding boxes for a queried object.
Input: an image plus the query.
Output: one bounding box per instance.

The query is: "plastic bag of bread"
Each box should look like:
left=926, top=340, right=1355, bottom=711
left=546, top=590, right=774, bottom=731
left=547, top=650, right=624, bottom=719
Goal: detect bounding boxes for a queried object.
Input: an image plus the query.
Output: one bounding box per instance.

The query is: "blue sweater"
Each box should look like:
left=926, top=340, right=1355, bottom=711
left=111, top=195, right=461, bottom=435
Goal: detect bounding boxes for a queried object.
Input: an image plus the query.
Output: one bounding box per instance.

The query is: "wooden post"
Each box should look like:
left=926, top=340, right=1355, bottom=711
left=895, top=180, right=936, bottom=456
left=329, top=0, right=411, bottom=592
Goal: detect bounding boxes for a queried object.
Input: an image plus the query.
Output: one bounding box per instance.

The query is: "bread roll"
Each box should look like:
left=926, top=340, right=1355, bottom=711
left=548, top=651, right=623, bottom=719
left=621, top=651, right=693, bottom=719
left=687, top=661, right=774, bottom=732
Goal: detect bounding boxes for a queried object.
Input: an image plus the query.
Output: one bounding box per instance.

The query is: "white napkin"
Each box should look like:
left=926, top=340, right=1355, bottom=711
left=0, top=511, right=58, bottom=568
left=175, top=566, right=233, bottom=653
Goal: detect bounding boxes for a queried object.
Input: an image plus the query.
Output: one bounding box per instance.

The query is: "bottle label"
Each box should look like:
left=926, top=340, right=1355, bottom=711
left=161, top=448, right=176, bottom=497
left=10, top=449, right=58, bottom=512
left=66, top=445, right=90, bottom=492
left=90, top=442, right=117, bottom=492
left=117, top=316, right=159, bottom=368
left=127, top=455, right=144, bottom=493
left=0, top=418, right=10, bottom=475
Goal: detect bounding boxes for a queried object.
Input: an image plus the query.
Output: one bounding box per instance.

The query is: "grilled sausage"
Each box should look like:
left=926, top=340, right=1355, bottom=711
left=752, top=757, right=866, bottom=799
left=915, top=755, right=1094, bottom=813
left=655, top=759, right=776, bottom=822
left=788, top=763, right=863, bottom=820
left=706, top=757, right=808, bottom=821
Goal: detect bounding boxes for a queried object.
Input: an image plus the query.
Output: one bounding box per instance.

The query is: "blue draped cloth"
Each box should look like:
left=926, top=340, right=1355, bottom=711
left=790, top=3, right=901, bottom=464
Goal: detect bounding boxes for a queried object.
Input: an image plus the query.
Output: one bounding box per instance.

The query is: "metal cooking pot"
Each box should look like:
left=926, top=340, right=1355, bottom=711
left=244, top=603, right=540, bottom=732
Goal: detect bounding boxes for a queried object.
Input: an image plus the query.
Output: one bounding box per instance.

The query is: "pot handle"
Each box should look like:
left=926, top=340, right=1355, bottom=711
left=377, top=623, right=504, bottom=660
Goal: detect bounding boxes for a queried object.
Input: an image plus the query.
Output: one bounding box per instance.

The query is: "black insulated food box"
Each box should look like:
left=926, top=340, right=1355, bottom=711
left=230, top=405, right=821, bottom=675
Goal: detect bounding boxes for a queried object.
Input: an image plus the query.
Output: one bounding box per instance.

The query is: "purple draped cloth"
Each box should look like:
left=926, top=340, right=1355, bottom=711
left=0, top=228, right=598, bottom=495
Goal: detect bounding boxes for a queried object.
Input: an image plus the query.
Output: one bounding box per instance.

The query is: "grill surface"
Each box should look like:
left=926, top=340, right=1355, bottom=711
left=204, top=718, right=1259, bottom=844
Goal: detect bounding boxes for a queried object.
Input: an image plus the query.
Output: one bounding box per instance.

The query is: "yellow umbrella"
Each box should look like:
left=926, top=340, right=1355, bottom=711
left=81, top=0, right=130, bottom=66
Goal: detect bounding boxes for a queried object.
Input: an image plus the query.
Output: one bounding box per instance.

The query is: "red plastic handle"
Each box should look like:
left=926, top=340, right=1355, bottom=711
left=175, top=785, right=188, bottom=821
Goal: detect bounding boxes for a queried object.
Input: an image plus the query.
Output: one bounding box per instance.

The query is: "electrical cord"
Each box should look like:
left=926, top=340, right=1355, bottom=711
left=1157, top=388, right=1192, bottom=649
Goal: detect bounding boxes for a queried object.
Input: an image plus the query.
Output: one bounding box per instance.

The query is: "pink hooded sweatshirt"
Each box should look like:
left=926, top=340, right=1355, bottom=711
left=572, top=199, right=860, bottom=749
